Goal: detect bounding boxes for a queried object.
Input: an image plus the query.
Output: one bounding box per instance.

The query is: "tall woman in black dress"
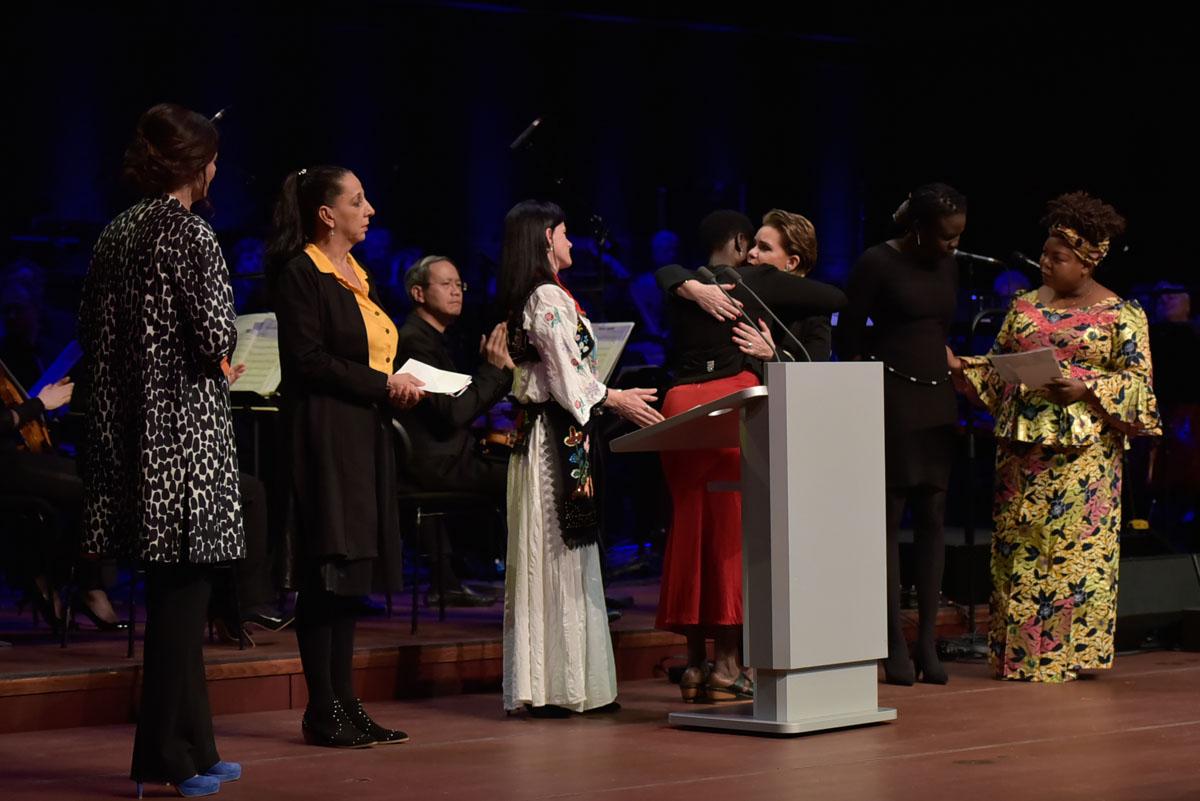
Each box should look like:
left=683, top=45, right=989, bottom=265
left=839, top=183, right=967, bottom=686
left=267, top=166, right=423, bottom=747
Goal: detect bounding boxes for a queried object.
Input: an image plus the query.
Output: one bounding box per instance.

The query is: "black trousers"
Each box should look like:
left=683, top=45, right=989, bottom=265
left=131, top=563, right=220, bottom=784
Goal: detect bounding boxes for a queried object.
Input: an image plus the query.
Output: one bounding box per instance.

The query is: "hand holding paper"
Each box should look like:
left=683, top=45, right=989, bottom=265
left=387, top=372, right=425, bottom=408
left=987, top=347, right=1062, bottom=389
left=396, top=358, right=472, bottom=396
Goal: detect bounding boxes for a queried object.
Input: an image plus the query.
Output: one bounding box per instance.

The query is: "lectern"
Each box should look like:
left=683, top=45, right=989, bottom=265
left=611, top=362, right=895, bottom=734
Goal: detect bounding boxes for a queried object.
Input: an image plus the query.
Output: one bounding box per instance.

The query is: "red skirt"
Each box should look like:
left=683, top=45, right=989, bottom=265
left=655, top=370, right=760, bottom=632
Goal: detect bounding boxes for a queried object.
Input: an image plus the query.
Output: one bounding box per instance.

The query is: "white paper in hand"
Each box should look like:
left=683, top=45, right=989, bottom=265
left=396, top=358, right=472, bottom=396
left=988, top=347, right=1063, bottom=389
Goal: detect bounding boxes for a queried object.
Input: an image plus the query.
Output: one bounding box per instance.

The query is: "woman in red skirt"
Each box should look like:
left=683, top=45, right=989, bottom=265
left=653, top=209, right=846, bottom=701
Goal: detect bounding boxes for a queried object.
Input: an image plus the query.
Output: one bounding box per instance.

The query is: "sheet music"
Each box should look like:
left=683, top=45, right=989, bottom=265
left=592, top=322, right=635, bottom=384
left=988, top=347, right=1062, bottom=389
left=230, top=313, right=282, bottom=396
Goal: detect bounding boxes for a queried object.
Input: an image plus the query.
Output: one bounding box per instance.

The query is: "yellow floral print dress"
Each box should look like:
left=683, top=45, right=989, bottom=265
left=961, top=291, right=1160, bottom=682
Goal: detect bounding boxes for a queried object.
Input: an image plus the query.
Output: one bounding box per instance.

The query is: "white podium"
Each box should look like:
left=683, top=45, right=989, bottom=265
left=611, top=361, right=895, bottom=734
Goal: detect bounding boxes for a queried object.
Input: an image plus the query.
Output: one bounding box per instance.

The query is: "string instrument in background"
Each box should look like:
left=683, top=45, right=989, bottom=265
left=480, top=428, right=518, bottom=453
left=478, top=399, right=519, bottom=455
left=0, top=358, right=52, bottom=453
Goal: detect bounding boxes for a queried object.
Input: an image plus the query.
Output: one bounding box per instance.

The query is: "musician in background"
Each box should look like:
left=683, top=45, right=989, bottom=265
left=2, top=376, right=71, bottom=437
left=0, top=376, right=122, bottom=632
left=395, top=255, right=513, bottom=607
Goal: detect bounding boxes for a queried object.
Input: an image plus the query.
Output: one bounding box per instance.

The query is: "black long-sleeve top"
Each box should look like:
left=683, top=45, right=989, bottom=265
left=837, top=242, right=958, bottom=432
left=394, top=314, right=511, bottom=463
left=656, top=263, right=847, bottom=385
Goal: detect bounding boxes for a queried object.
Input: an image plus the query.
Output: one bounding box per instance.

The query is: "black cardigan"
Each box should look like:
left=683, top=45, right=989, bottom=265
left=272, top=251, right=401, bottom=591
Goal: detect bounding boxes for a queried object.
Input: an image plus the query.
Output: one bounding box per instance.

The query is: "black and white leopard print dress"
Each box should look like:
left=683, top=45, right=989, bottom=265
left=79, top=195, right=245, bottom=564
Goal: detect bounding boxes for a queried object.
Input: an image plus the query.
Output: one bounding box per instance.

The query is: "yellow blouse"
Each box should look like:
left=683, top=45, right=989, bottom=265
left=304, top=243, right=398, bottom=374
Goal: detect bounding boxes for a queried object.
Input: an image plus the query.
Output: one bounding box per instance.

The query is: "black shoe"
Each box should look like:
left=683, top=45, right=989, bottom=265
left=881, top=652, right=915, bottom=686
left=21, top=590, right=65, bottom=634
left=72, top=594, right=129, bottom=632
left=243, top=612, right=294, bottom=632
left=301, top=700, right=376, bottom=748
left=425, top=586, right=498, bottom=608
left=914, top=648, right=949, bottom=685
left=524, top=703, right=573, bottom=719
left=340, top=697, right=409, bottom=744
left=209, top=617, right=255, bottom=647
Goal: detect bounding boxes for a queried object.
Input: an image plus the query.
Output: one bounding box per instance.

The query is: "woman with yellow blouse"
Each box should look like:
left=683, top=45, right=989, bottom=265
left=948, top=192, right=1160, bottom=683
left=266, top=166, right=424, bottom=746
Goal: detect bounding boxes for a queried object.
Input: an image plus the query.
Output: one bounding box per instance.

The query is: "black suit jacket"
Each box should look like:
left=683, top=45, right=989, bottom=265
left=394, top=314, right=512, bottom=488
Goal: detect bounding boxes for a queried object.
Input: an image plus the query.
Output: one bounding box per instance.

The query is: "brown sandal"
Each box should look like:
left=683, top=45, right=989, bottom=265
left=706, top=671, right=754, bottom=702
left=679, top=666, right=709, bottom=703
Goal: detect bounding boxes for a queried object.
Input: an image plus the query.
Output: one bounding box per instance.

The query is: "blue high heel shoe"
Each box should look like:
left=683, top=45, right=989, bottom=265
left=134, top=773, right=221, bottom=798
left=202, top=761, right=242, bottom=782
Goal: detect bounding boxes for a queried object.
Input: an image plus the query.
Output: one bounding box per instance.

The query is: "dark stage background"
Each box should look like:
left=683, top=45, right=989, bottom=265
left=4, top=3, right=1188, bottom=297
left=2, top=3, right=1194, bottom=552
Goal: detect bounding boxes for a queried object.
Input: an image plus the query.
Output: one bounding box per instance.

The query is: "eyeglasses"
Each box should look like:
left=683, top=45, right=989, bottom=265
left=427, top=279, right=468, bottom=293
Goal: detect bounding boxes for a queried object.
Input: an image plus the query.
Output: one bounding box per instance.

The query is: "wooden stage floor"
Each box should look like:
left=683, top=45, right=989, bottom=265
left=1, top=652, right=1198, bottom=801
left=0, top=579, right=981, bottom=735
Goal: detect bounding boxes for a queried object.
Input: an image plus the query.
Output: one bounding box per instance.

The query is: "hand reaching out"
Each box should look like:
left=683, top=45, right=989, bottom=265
left=604, top=387, right=664, bottom=428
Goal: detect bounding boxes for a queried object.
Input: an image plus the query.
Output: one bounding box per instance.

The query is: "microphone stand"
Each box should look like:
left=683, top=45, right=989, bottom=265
left=696, top=266, right=780, bottom=362
left=941, top=306, right=1008, bottom=662
left=712, top=265, right=812, bottom=362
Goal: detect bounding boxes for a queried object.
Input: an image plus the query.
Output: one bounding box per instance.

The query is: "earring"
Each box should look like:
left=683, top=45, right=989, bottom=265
left=916, top=231, right=922, bottom=247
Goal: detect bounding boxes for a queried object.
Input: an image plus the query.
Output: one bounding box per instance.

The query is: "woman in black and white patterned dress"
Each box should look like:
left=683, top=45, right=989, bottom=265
left=80, top=103, right=245, bottom=798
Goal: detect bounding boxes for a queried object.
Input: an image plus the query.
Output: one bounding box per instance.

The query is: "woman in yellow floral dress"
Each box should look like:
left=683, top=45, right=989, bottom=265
left=947, top=192, right=1160, bottom=683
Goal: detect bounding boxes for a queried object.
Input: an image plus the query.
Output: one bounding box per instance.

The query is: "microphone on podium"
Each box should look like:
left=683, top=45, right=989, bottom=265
left=712, top=265, right=813, bottom=363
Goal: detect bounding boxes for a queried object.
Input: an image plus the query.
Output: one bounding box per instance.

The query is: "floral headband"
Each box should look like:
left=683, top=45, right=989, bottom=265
left=1049, top=224, right=1110, bottom=267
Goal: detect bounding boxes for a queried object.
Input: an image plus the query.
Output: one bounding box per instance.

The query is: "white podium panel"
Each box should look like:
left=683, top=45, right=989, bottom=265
left=612, top=362, right=894, bottom=735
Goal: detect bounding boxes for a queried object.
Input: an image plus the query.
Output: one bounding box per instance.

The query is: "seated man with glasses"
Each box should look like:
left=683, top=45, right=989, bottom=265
left=396, top=255, right=514, bottom=607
